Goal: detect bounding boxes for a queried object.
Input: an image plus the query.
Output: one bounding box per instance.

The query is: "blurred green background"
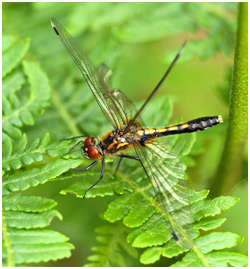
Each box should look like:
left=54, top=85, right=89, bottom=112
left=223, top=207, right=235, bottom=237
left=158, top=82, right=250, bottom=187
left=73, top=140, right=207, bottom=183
left=3, top=2, right=247, bottom=266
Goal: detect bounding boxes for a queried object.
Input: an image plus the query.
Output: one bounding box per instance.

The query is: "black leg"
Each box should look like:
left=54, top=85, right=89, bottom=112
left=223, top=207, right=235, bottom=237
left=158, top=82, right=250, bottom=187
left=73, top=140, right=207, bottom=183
left=117, top=154, right=140, bottom=161
left=114, top=158, right=123, bottom=177
left=60, top=135, right=88, bottom=142
left=61, top=140, right=85, bottom=157
left=83, top=158, right=105, bottom=198
left=113, top=154, right=140, bottom=177
left=68, top=160, right=98, bottom=172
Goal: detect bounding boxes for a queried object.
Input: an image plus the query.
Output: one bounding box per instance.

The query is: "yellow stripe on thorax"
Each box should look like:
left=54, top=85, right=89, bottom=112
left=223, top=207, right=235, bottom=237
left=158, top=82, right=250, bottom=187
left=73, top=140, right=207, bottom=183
left=116, top=142, right=129, bottom=149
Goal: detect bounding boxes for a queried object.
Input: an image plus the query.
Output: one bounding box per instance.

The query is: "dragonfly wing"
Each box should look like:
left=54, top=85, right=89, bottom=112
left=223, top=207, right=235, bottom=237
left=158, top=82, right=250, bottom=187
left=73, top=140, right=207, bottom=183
left=97, top=63, right=113, bottom=88
left=104, top=88, right=145, bottom=127
left=134, top=137, right=194, bottom=247
left=51, top=18, right=133, bottom=129
left=96, top=64, right=144, bottom=126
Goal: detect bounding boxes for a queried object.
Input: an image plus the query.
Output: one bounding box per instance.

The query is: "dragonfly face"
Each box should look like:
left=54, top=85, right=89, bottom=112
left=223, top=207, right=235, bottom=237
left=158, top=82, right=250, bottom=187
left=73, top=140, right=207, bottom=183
left=52, top=17, right=223, bottom=247
left=81, top=137, right=103, bottom=160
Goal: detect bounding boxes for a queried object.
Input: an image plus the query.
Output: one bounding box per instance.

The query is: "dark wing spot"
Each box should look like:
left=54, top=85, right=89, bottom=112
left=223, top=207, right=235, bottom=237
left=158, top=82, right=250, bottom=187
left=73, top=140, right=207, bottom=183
left=53, top=27, right=59, bottom=36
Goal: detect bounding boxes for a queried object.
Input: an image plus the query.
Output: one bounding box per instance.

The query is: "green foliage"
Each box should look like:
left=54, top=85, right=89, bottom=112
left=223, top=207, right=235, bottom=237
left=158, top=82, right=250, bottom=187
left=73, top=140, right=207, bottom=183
left=2, top=195, right=74, bottom=265
left=3, top=2, right=247, bottom=267
left=85, top=223, right=138, bottom=267
left=161, top=3, right=236, bottom=64
left=2, top=133, right=49, bottom=175
left=2, top=35, right=75, bottom=266
left=61, top=157, right=246, bottom=266
left=3, top=158, right=83, bottom=193
left=2, top=37, right=30, bottom=78
left=59, top=96, right=246, bottom=266
left=2, top=39, right=51, bottom=139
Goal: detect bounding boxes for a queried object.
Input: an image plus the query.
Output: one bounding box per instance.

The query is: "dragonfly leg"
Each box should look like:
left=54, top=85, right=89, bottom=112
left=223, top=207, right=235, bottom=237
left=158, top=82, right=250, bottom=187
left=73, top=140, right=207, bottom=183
left=113, top=154, right=141, bottom=177
left=83, top=158, right=105, bottom=199
left=113, top=158, right=123, bottom=177
left=117, top=154, right=140, bottom=161
left=68, top=160, right=98, bottom=172
left=61, top=140, right=85, bottom=157
left=60, top=135, right=88, bottom=142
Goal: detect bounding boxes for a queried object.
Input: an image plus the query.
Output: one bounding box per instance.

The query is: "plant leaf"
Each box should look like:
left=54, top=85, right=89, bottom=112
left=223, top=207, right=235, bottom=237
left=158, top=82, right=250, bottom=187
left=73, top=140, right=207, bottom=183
left=3, top=210, right=62, bottom=229
left=2, top=133, right=50, bottom=175
left=171, top=251, right=248, bottom=267
left=3, top=69, right=26, bottom=97
left=2, top=195, right=74, bottom=265
left=2, top=35, right=17, bottom=52
left=3, top=241, right=74, bottom=264
left=2, top=37, right=30, bottom=78
left=84, top=222, right=138, bottom=267
left=2, top=60, right=51, bottom=139
left=2, top=195, right=57, bottom=212
left=3, top=158, right=83, bottom=192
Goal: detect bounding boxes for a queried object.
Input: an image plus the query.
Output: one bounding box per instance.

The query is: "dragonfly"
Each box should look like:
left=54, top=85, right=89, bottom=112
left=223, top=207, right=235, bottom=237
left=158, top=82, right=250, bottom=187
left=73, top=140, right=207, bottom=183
left=51, top=18, right=223, bottom=247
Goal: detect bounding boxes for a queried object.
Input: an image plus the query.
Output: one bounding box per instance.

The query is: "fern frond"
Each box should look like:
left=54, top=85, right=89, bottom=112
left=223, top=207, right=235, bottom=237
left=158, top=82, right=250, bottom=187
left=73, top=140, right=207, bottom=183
left=2, top=37, right=30, bottom=78
left=2, top=195, right=74, bottom=266
left=82, top=184, right=246, bottom=266
left=172, top=241, right=247, bottom=267
left=61, top=134, right=246, bottom=266
left=84, top=222, right=138, bottom=267
left=2, top=35, right=51, bottom=139
left=2, top=124, right=88, bottom=176
left=2, top=133, right=50, bottom=175
left=3, top=69, right=26, bottom=97
left=3, top=158, right=83, bottom=193
left=136, top=194, right=241, bottom=264
left=80, top=175, right=246, bottom=266
left=56, top=93, right=246, bottom=266
left=67, top=2, right=236, bottom=58
left=2, top=60, right=51, bottom=139
left=2, top=35, right=17, bottom=52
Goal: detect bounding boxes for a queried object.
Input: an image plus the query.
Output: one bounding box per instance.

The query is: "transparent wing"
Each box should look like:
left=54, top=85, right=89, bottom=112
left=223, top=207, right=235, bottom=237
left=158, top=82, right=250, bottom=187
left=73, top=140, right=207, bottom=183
left=51, top=18, right=140, bottom=129
left=104, top=88, right=145, bottom=127
left=97, top=63, right=113, bottom=88
left=97, top=63, right=144, bottom=126
left=134, top=137, right=194, bottom=247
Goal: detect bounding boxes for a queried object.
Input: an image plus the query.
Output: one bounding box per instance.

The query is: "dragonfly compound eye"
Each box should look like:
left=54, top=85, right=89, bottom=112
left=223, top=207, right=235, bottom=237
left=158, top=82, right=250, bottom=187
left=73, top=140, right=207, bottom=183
left=84, top=137, right=93, bottom=147
left=88, top=146, right=99, bottom=159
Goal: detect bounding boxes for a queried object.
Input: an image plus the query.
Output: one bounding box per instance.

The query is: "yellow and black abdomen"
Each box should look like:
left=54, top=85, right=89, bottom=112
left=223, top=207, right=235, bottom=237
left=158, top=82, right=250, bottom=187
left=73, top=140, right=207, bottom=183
left=137, top=116, right=223, bottom=144
left=159, top=115, right=223, bottom=136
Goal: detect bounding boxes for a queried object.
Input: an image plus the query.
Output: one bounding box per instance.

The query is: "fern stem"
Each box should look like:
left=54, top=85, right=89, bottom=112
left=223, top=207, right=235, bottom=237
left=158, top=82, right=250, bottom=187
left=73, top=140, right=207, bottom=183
left=51, top=88, right=81, bottom=136
left=210, top=2, right=248, bottom=196
left=2, top=215, right=15, bottom=267
left=192, top=245, right=210, bottom=267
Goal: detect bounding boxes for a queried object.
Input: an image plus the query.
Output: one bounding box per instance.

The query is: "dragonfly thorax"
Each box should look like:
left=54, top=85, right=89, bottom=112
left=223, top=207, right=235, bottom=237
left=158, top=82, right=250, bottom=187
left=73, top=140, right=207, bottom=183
left=81, top=137, right=103, bottom=160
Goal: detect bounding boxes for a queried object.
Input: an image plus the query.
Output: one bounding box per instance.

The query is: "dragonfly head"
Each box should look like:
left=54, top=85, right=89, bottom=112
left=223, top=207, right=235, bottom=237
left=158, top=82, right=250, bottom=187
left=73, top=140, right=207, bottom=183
left=82, top=137, right=102, bottom=160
